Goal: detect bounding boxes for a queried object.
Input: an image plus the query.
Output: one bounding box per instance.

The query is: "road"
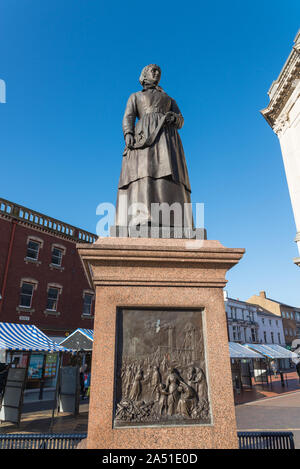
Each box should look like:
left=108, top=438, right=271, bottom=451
left=235, top=390, right=300, bottom=449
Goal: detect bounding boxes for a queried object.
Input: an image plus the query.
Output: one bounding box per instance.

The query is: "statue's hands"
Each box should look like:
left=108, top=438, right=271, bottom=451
left=125, top=133, right=134, bottom=148
left=165, top=112, right=176, bottom=125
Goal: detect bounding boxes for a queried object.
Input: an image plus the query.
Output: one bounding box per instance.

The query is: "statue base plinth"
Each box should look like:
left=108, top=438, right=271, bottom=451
left=77, top=237, right=244, bottom=449
left=110, top=225, right=207, bottom=239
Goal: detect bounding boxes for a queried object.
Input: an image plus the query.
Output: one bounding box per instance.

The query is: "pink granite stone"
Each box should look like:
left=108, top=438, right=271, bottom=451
left=77, top=238, right=244, bottom=449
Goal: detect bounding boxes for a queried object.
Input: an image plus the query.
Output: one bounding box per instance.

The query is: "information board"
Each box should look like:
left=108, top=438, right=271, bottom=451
left=44, top=353, right=58, bottom=378
left=0, top=367, right=27, bottom=425
left=27, top=354, right=44, bottom=380
left=58, top=366, right=80, bottom=415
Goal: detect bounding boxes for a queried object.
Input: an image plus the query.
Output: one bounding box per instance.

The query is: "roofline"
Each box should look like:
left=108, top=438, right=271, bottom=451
left=0, top=197, right=97, bottom=244
left=226, top=297, right=259, bottom=307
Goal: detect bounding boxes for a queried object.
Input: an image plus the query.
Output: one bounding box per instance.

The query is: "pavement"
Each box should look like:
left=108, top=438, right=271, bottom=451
left=233, top=370, right=300, bottom=404
left=0, top=401, right=89, bottom=435
left=1, top=373, right=300, bottom=449
left=235, top=390, right=300, bottom=449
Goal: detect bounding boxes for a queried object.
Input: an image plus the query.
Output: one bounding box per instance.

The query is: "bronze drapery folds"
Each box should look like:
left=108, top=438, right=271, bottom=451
left=115, top=64, right=193, bottom=229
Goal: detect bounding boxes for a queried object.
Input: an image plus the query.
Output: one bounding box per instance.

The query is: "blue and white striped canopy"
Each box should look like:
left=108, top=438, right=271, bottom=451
left=0, top=322, right=71, bottom=352
left=77, top=329, right=93, bottom=341
left=59, top=328, right=94, bottom=346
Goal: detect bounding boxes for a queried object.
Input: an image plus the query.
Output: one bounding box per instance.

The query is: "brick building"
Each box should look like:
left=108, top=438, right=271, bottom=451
left=0, top=198, right=97, bottom=342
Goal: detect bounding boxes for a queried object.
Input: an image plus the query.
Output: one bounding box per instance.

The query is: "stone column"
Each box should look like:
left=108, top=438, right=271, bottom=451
left=261, top=30, right=300, bottom=266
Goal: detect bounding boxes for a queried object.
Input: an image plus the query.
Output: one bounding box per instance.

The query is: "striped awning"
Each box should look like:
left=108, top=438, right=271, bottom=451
left=0, top=322, right=71, bottom=352
left=59, top=328, right=94, bottom=347
left=229, top=342, right=264, bottom=359
left=76, top=329, right=93, bottom=341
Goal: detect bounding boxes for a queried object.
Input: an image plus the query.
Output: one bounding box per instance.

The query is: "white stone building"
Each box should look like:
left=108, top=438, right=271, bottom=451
left=225, top=295, right=259, bottom=344
left=261, top=30, right=300, bottom=266
left=255, top=306, right=285, bottom=346
left=224, top=293, right=285, bottom=347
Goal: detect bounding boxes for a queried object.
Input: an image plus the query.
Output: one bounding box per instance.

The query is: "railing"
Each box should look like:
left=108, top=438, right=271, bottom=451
left=0, top=431, right=295, bottom=449
left=0, top=198, right=97, bottom=244
left=0, top=433, right=87, bottom=449
left=238, top=431, right=295, bottom=449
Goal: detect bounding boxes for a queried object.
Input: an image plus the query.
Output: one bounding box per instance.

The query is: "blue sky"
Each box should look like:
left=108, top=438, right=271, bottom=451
left=1, top=0, right=300, bottom=305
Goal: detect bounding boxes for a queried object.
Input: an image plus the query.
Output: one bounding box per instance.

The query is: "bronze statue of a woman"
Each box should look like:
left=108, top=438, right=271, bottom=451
left=115, top=64, right=193, bottom=231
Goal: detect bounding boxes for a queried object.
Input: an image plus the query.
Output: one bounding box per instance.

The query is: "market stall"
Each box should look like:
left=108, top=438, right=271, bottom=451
left=59, top=328, right=93, bottom=369
left=244, top=343, right=298, bottom=386
left=229, top=342, right=264, bottom=392
left=0, top=322, right=71, bottom=423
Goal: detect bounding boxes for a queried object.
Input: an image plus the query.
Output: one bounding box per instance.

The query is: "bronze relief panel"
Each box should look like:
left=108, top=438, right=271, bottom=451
left=113, top=308, right=211, bottom=428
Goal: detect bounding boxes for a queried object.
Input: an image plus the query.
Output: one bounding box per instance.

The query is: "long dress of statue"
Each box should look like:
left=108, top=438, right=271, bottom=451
left=115, top=64, right=193, bottom=228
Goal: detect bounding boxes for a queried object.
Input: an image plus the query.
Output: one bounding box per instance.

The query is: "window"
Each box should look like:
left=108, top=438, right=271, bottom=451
left=278, top=333, right=281, bottom=344
left=290, top=312, right=294, bottom=320
left=269, top=320, right=272, bottom=326
left=19, top=282, right=34, bottom=308
left=251, top=328, right=256, bottom=342
left=83, top=293, right=93, bottom=316
left=51, top=247, right=63, bottom=266
left=271, top=332, right=274, bottom=344
left=262, top=318, right=265, bottom=324
left=263, top=331, right=267, bottom=342
left=47, top=287, right=59, bottom=311
left=276, top=320, right=278, bottom=326
left=282, top=312, right=285, bottom=318
left=26, top=240, right=40, bottom=260
left=286, top=312, right=290, bottom=319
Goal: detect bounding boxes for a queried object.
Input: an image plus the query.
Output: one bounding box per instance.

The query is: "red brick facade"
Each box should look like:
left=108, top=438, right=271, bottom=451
left=0, top=198, right=97, bottom=340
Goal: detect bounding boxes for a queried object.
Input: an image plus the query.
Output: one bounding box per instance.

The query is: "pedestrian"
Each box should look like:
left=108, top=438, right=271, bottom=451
left=295, top=361, right=300, bottom=382
left=0, top=363, right=8, bottom=402
left=270, top=360, right=278, bottom=378
left=79, top=365, right=85, bottom=398
left=83, top=366, right=91, bottom=399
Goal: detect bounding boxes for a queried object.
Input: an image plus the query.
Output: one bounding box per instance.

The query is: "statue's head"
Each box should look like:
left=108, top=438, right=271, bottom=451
left=139, top=64, right=161, bottom=87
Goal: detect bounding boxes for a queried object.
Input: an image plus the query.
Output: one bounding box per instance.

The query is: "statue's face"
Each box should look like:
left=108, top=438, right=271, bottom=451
left=146, top=65, right=161, bottom=84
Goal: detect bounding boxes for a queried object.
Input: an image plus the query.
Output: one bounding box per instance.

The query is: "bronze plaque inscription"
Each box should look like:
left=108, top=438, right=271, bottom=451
left=113, top=308, right=211, bottom=428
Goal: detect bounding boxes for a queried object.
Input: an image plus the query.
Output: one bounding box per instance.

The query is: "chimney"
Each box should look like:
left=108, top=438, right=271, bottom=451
left=259, top=291, right=266, bottom=299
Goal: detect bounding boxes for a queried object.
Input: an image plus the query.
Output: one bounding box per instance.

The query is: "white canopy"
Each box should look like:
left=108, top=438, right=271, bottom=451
left=244, top=343, right=298, bottom=359
left=229, top=342, right=264, bottom=359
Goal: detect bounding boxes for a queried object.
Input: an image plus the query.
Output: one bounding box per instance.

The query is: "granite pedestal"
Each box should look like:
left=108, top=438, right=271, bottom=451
left=77, top=237, right=244, bottom=449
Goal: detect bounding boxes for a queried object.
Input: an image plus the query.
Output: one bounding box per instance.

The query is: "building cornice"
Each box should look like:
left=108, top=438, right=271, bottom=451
left=261, top=30, right=300, bottom=134
left=0, top=197, right=97, bottom=244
